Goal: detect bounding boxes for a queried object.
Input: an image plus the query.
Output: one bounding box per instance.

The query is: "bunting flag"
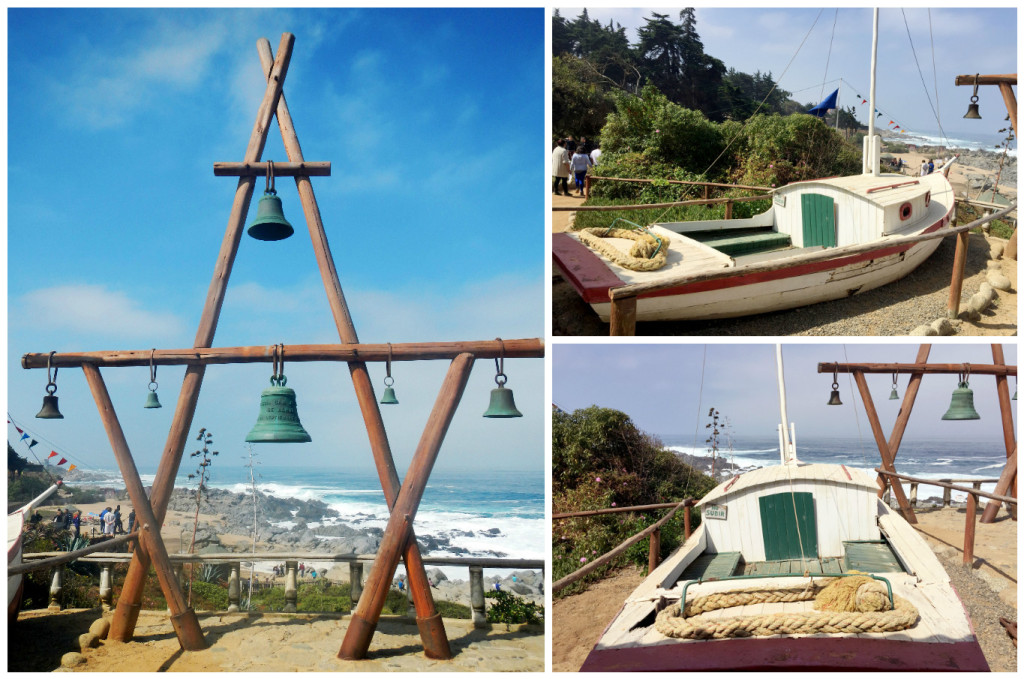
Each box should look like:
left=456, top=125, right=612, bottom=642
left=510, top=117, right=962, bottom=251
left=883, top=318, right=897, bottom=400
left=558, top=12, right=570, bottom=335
left=29, top=439, right=38, bottom=448
left=57, top=458, right=67, bottom=466
left=888, top=120, right=895, bottom=126
left=861, top=98, right=867, bottom=104
left=14, top=424, right=23, bottom=434
left=47, top=451, right=58, bottom=458
left=20, top=433, right=29, bottom=441
left=876, top=112, right=883, bottom=118
left=894, top=125, right=900, bottom=130
left=67, top=464, right=77, bottom=472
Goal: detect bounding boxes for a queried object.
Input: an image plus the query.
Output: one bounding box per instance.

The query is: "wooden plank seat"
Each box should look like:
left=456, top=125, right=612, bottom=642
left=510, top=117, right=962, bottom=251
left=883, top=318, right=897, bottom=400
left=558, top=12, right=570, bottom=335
left=687, top=228, right=792, bottom=257
left=843, top=540, right=905, bottom=573
left=680, top=551, right=742, bottom=580
left=743, top=556, right=844, bottom=576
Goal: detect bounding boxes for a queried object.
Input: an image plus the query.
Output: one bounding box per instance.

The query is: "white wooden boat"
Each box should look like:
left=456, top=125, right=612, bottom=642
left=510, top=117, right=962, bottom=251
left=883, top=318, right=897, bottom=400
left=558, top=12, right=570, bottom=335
left=581, top=348, right=988, bottom=671
left=553, top=166, right=956, bottom=323
left=8, top=481, right=61, bottom=623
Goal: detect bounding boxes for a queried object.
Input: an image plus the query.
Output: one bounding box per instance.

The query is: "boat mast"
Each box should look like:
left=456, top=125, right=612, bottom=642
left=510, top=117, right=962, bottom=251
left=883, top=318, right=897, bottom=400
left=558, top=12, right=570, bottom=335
left=865, top=8, right=880, bottom=176
left=774, top=345, right=798, bottom=465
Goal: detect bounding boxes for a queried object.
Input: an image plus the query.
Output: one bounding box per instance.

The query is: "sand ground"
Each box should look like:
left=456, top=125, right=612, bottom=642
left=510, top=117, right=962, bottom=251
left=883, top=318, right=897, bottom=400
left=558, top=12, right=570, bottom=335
left=552, top=503, right=1016, bottom=672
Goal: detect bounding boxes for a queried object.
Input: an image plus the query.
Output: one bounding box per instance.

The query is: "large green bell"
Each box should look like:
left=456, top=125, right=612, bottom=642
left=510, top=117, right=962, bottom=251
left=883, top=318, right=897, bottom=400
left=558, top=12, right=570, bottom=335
left=941, top=381, right=981, bottom=420
left=483, top=384, right=522, bottom=418
left=245, top=376, right=312, bottom=442
left=248, top=189, right=294, bottom=241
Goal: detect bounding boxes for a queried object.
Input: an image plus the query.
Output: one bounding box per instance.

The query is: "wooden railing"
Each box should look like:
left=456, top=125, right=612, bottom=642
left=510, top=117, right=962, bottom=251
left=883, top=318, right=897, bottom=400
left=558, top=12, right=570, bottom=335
left=18, top=551, right=543, bottom=627
left=875, top=469, right=1017, bottom=565
left=554, top=176, right=772, bottom=219
left=552, top=499, right=696, bottom=594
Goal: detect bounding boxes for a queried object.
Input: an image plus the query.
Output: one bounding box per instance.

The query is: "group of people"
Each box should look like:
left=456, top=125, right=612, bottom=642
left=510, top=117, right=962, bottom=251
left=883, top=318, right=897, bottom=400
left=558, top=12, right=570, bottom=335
left=270, top=562, right=320, bottom=580
left=97, top=505, right=130, bottom=536
left=552, top=134, right=602, bottom=197
left=52, top=508, right=83, bottom=538
left=920, top=158, right=935, bottom=176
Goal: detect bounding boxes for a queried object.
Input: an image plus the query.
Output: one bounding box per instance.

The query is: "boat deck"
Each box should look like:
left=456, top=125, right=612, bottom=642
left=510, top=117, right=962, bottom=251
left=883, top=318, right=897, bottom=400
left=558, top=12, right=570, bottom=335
left=679, top=540, right=905, bottom=580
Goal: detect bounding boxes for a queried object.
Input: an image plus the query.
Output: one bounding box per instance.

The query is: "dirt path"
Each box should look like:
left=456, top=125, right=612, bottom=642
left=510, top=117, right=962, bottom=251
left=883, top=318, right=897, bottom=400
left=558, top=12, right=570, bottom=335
left=551, top=566, right=645, bottom=672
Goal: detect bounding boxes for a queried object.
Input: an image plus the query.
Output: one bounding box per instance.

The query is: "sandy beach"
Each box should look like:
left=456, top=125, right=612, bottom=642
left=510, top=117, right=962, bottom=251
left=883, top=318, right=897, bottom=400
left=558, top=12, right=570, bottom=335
left=553, top=502, right=1016, bottom=672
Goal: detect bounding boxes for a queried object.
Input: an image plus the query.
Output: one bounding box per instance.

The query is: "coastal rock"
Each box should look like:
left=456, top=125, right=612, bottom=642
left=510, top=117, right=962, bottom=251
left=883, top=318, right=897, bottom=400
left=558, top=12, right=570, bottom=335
left=930, top=318, right=953, bottom=336
left=89, top=617, right=110, bottom=639
left=61, top=652, right=86, bottom=668
left=77, top=633, right=99, bottom=651
left=427, top=568, right=448, bottom=586
left=910, top=324, right=937, bottom=336
left=990, top=243, right=1004, bottom=260
left=968, top=292, right=992, bottom=313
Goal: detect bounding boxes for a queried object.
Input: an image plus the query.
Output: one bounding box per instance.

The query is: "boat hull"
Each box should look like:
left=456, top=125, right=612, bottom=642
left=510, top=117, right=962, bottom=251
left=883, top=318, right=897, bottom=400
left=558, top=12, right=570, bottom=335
left=582, top=634, right=990, bottom=672
left=8, top=515, right=24, bottom=625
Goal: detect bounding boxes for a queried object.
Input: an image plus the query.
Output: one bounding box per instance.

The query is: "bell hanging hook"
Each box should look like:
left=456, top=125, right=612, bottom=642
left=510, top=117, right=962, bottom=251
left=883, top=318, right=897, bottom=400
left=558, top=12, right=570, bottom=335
left=144, top=348, right=162, bottom=409
left=494, top=337, right=507, bottom=387
left=266, top=159, right=276, bottom=195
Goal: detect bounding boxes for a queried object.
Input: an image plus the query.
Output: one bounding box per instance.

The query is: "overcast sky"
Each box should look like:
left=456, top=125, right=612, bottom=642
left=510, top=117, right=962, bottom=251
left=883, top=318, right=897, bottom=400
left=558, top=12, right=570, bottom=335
left=553, top=343, right=1018, bottom=445
left=6, top=8, right=544, bottom=474
left=557, top=6, right=1017, bottom=140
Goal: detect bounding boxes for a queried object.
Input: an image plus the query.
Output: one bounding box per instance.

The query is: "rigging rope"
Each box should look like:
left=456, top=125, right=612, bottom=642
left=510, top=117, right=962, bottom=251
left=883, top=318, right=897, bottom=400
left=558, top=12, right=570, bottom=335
left=900, top=8, right=950, bottom=147
left=682, top=345, right=709, bottom=499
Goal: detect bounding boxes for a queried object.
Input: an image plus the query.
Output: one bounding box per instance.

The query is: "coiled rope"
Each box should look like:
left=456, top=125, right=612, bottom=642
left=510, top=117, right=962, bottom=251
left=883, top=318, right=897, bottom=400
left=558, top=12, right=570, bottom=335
left=655, top=577, right=918, bottom=640
left=576, top=227, right=668, bottom=271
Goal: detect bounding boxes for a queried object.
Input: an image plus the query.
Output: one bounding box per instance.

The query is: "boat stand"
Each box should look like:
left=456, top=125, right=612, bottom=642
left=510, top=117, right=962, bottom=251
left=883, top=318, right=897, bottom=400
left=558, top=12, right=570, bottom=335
left=819, top=343, right=1017, bottom=523
left=21, top=33, right=544, bottom=659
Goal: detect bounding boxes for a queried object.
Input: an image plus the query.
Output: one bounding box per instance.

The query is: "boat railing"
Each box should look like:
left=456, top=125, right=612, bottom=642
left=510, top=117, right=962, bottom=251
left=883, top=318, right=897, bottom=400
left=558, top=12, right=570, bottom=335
left=875, top=469, right=1017, bottom=565
left=606, top=200, right=1017, bottom=336
left=16, top=550, right=543, bottom=624
left=552, top=499, right=697, bottom=594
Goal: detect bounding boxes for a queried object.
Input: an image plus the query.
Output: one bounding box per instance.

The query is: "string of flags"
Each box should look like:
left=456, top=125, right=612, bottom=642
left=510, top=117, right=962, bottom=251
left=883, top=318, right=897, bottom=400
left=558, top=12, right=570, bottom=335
left=9, top=417, right=78, bottom=471
left=856, top=92, right=906, bottom=133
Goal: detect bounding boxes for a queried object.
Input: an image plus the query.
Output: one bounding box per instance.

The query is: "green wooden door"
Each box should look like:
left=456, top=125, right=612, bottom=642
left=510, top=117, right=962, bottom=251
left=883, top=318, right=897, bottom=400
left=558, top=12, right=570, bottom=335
left=759, top=491, right=818, bottom=560
left=800, top=193, right=836, bottom=247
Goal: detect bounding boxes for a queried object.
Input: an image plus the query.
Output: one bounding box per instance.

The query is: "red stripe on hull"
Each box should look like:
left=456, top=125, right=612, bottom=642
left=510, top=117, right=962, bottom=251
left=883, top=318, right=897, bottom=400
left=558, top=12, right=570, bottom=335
left=581, top=636, right=989, bottom=672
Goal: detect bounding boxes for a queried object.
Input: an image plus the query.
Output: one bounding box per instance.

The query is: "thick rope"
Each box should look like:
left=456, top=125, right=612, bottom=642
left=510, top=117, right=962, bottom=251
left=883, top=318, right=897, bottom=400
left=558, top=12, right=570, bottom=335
left=576, top=227, right=668, bottom=271
left=655, top=579, right=918, bottom=639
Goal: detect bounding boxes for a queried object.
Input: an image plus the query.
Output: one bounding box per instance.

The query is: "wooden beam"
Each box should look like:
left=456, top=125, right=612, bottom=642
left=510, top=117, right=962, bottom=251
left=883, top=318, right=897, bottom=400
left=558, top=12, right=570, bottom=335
left=817, top=362, right=1015, bottom=376
left=954, top=74, right=1017, bottom=86
left=22, top=339, right=544, bottom=369
left=981, top=449, right=1018, bottom=523
left=875, top=468, right=1017, bottom=505
left=553, top=502, right=685, bottom=520
left=339, top=354, right=475, bottom=660
left=257, top=37, right=453, bottom=660
left=588, top=175, right=771, bottom=192
left=609, top=202, right=1015, bottom=300
left=82, top=364, right=206, bottom=650
left=213, top=161, right=330, bottom=176
left=552, top=193, right=770, bottom=212
left=981, top=344, right=1017, bottom=523
left=947, top=231, right=970, bottom=318
left=609, top=295, right=637, bottom=336
left=9, top=532, right=137, bottom=576
left=109, top=33, right=295, bottom=644
left=854, top=371, right=917, bottom=523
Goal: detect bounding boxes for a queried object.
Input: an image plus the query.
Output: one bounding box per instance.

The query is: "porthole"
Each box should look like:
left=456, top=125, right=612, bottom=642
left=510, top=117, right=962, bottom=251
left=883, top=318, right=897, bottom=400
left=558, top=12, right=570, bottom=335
left=924, top=191, right=931, bottom=207
left=899, top=202, right=913, bottom=221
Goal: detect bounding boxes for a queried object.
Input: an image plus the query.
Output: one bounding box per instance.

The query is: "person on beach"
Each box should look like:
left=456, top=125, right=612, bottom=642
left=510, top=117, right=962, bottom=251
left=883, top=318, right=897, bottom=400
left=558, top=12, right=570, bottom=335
left=299, top=562, right=305, bottom=578
left=104, top=508, right=115, bottom=535
left=128, top=509, right=136, bottom=533
left=54, top=509, right=65, bottom=525
left=63, top=509, right=72, bottom=530
left=113, top=505, right=123, bottom=534
left=928, top=159, right=934, bottom=174
left=920, top=159, right=928, bottom=176
left=570, top=146, right=593, bottom=196
left=310, top=568, right=317, bottom=581
left=71, top=511, right=81, bottom=538
left=551, top=139, right=571, bottom=196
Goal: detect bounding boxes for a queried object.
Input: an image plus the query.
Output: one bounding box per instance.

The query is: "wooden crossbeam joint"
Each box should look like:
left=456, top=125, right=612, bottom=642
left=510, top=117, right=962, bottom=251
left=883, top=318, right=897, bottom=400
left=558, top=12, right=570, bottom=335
left=213, top=161, right=331, bottom=177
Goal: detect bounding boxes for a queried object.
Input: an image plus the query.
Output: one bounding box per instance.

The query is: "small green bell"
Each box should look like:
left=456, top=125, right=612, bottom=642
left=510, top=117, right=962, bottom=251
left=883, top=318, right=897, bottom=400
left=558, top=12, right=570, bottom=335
left=941, top=381, right=981, bottom=420
left=144, top=390, right=162, bottom=409
left=246, top=375, right=312, bottom=442
left=380, top=376, right=399, bottom=406
left=483, top=384, right=522, bottom=418
left=248, top=189, right=294, bottom=241
left=889, top=388, right=899, bottom=400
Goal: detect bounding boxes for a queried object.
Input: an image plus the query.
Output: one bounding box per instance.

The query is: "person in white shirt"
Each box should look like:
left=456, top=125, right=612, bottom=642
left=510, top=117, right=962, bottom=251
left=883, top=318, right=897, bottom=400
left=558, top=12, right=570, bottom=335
left=551, top=139, right=571, bottom=196
left=590, top=145, right=602, bottom=166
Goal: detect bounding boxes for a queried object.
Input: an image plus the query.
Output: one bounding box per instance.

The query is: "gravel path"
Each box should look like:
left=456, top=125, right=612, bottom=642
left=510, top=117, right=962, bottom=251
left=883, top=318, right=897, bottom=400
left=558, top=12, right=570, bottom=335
left=938, top=553, right=1017, bottom=672
left=554, top=233, right=1016, bottom=336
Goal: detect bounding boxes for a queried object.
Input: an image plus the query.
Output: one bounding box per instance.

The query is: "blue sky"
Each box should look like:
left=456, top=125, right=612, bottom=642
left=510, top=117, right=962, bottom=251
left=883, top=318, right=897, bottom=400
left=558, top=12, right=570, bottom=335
left=557, top=6, right=1017, bottom=140
left=553, top=343, right=1018, bottom=444
left=7, top=8, right=545, bottom=473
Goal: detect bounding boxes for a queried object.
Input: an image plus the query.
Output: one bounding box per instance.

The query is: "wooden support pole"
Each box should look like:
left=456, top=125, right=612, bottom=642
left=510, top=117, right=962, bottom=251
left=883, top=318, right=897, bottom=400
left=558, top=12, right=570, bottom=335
left=882, top=344, right=931, bottom=498
left=998, top=81, right=1017, bottom=135
left=108, top=33, right=295, bottom=644
left=81, top=364, right=207, bottom=651
left=983, top=344, right=1018, bottom=522
left=725, top=200, right=733, bottom=220
left=982, top=449, right=1018, bottom=522
left=853, top=370, right=917, bottom=523
left=257, top=37, right=453, bottom=660
left=947, top=230, right=970, bottom=318
left=964, top=492, right=978, bottom=565
left=648, top=528, right=661, bottom=573
left=609, top=294, right=637, bottom=336
left=684, top=504, right=692, bottom=541
left=22, top=339, right=544, bottom=369
left=213, top=161, right=330, bottom=177
left=339, top=353, right=475, bottom=661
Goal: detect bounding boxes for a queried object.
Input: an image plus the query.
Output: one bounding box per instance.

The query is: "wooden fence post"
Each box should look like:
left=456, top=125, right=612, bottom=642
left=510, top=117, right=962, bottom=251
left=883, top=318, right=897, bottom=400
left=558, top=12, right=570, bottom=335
left=910, top=483, right=918, bottom=507
left=947, top=230, right=970, bottom=318
left=469, top=565, right=487, bottom=628
left=585, top=174, right=592, bottom=198
left=964, top=493, right=978, bottom=565
left=684, top=504, right=692, bottom=540
left=942, top=485, right=952, bottom=507
left=725, top=200, right=733, bottom=220
left=283, top=560, right=298, bottom=613
left=609, top=295, right=637, bottom=336
left=349, top=562, right=363, bottom=604
left=648, top=528, right=661, bottom=572
left=227, top=562, right=241, bottom=612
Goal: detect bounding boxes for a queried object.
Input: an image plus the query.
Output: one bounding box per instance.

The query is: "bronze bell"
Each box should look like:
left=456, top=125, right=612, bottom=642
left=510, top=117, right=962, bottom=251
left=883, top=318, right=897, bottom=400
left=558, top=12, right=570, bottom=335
left=248, top=189, right=294, bottom=241
left=826, top=389, right=843, bottom=406
left=941, top=381, right=981, bottom=420
left=36, top=394, right=63, bottom=419
left=245, top=376, right=312, bottom=442
left=963, top=102, right=981, bottom=119
left=483, top=384, right=522, bottom=418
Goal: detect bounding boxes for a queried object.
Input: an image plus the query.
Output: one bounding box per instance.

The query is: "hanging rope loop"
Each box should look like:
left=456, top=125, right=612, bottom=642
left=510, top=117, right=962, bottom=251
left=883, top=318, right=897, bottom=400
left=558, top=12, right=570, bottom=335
left=494, top=338, right=507, bottom=387
left=46, top=351, right=59, bottom=395
left=149, top=348, right=159, bottom=392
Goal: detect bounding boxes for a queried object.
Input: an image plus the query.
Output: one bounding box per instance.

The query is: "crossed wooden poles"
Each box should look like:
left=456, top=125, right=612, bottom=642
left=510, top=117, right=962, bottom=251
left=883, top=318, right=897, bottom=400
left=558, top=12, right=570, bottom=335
left=21, top=33, right=544, bottom=660
left=817, top=343, right=1017, bottom=525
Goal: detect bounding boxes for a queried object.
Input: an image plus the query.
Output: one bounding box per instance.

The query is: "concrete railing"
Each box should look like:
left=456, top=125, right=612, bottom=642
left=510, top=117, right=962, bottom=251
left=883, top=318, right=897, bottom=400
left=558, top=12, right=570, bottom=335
left=20, top=552, right=543, bottom=627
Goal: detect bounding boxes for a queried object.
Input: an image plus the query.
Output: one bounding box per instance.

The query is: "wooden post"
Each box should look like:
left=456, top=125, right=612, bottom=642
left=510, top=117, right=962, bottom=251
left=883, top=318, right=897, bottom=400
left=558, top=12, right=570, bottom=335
left=853, top=370, right=917, bottom=522
left=227, top=562, right=240, bottom=612
left=257, top=38, right=452, bottom=661
left=724, top=200, right=733, bottom=220
left=982, top=449, right=1018, bottom=523
left=981, top=344, right=1017, bottom=523
left=99, top=564, right=113, bottom=610
left=703, top=184, right=709, bottom=200
left=585, top=174, right=592, bottom=198
left=684, top=504, right=691, bottom=541
left=609, top=294, right=637, bottom=336
left=964, top=492, right=978, bottom=565
left=648, top=528, right=661, bottom=572
left=82, top=364, right=207, bottom=651
left=109, top=33, right=295, bottom=644
left=283, top=560, right=298, bottom=613
left=339, top=353, right=474, bottom=661
left=878, top=345, right=931, bottom=507
left=349, top=561, right=363, bottom=604
left=48, top=568, right=62, bottom=611
left=469, top=565, right=487, bottom=628
left=947, top=230, right=970, bottom=318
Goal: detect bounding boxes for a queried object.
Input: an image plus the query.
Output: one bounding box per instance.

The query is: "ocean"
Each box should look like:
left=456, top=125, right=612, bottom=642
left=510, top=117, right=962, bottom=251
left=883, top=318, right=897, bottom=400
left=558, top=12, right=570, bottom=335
left=891, top=128, right=1016, bottom=158
left=63, top=465, right=545, bottom=579
left=661, top=434, right=1010, bottom=503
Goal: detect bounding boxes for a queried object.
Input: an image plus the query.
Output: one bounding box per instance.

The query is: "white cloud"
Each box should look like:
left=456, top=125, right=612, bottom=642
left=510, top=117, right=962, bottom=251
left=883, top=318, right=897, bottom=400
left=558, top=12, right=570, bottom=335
left=18, top=284, right=187, bottom=340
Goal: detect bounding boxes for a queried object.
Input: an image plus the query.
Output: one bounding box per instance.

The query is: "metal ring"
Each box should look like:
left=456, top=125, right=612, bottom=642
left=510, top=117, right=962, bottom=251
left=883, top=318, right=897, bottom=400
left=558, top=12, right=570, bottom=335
left=384, top=376, right=394, bottom=388
left=148, top=381, right=159, bottom=392
left=494, top=372, right=508, bottom=387
left=46, top=382, right=57, bottom=396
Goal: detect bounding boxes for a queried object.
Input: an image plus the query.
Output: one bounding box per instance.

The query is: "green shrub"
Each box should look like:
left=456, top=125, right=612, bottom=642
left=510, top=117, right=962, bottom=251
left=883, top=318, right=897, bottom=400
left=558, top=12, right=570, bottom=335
left=485, top=590, right=543, bottom=628
left=8, top=475, right=50, bottom=504
left=190, top=580, right=228, bottom=610
left=435, top=599, right=472, bottom=619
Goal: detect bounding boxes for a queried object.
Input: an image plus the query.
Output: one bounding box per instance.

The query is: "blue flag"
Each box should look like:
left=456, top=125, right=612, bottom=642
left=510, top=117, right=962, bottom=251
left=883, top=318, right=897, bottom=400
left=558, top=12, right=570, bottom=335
left=20, top=433, right=29, bottom=441
left=807, top=89, right=839, bottom=117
